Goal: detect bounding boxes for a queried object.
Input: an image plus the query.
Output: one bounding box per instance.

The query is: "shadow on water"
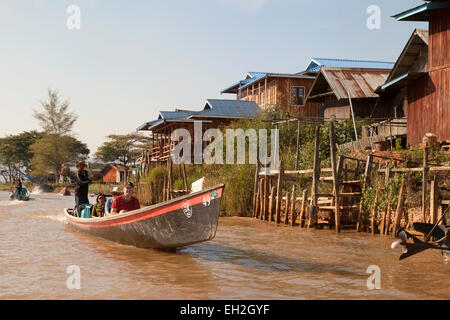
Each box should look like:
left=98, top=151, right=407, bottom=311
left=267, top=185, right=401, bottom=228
left=179, top=241, right=362, bottom=277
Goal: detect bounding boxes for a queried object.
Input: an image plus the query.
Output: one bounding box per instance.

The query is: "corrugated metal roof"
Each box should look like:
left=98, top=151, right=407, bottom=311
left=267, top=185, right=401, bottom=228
left=308, top=68, right=390, bottom=101
left=304, top=58, right=395, bottom=73
left=159, top=111, right=194, bottom=120
left=137, top=99, right=261, bottom=131
left=189, top=99, right=261, bottom=119
left=136, top=119, right=162, bottom=131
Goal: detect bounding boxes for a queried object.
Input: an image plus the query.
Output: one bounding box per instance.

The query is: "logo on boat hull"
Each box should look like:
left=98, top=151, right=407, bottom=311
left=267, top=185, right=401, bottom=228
left=182, top=200, right=192, bottom=218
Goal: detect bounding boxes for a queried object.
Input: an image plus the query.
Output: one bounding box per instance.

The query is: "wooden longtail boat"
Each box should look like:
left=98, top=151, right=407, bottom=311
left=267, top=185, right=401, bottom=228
left=64, top=184, right=224, bottom=249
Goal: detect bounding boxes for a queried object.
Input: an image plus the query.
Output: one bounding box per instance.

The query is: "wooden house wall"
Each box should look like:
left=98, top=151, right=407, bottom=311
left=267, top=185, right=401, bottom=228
left=102, top=167, right=118, bottom=183
left=241, top=77, right=319, bottom=117
left=407, top=9, right=450, bottom=146
left=320, top=95, right=390, bottom=119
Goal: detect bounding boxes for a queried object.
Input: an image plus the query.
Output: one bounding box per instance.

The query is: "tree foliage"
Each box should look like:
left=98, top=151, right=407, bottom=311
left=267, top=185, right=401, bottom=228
left=30, top=134, right=89, bottom=178
left=0, top=131, right=43, bottom=175
left=33, top=88, right=77, bottom=136
left=31, top=88, right=87, bottom=182
left=95, top=133, right=150, bottom=166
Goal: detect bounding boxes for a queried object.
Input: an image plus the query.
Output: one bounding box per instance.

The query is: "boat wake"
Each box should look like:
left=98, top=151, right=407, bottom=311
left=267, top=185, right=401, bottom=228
left=31, top=186, right=45, bottom=195
left=34, top=214, right=67, bottom=224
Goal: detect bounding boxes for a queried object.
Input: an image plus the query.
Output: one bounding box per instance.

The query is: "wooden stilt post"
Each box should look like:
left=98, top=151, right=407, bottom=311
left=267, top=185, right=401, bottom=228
left=380, top=207, right=387, bottom=236
left=284, top=192, right=289, bottom=224
left=253, top=163, right=260, bottom=216
left=264, top=175, right=269, bottom=221
left=258, top=179, right=264, bottom=220
left=275, top=160, right=284, bottom=224
left=371, top=178, right=381, bottom=235
left=309, top=126, right=321, bottom=228
left=329, top=121, right=340, bottom=233
left=299, top=189, right=307, bottom=227
left=384, top=199, right=392, bottom=236
left=182, top=163, right=188, bottom=191
left=430, top=178, right=439, bottom=224
left=268, top=186, right=275, bottom=222
left=290, top=185, right=296, bottom=226
left=253, top=187, right=260, bottom=218
left=357, top=154, right=373, bottom=232
left=422, top=144, right=429, bottom=222
left=393, top=175, right=406, bottom=236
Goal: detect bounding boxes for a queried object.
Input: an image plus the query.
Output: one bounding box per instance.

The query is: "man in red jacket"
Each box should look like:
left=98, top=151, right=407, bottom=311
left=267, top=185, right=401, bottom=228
left=111, top=182, right=140, bottom=214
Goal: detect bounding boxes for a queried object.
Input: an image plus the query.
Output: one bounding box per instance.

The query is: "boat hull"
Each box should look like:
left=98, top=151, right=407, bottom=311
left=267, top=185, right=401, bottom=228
left=65, top=185, right=224, bottom=249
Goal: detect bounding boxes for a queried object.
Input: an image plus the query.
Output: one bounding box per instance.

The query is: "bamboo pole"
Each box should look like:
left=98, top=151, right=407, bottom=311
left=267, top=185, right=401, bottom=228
left=392, top=175, right=406, bottom=236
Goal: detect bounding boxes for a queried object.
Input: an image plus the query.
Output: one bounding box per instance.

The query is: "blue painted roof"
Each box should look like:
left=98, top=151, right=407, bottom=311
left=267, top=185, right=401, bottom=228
left=137, top=100, right=260, bottom=131
left=136, top=119, right=164, bottom=131
left=158, top=111, right=194, bottom=120
left=190, top=99, right=261, bottom=119
left=304, top=58, right=395, bottom=73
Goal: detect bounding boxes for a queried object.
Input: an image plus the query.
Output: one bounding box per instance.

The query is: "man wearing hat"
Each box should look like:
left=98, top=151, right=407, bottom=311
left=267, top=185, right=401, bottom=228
left=111, top=182, right=140, bottom=214
left=74, top=161, right=91, bottom=207
left=105, top=186, right=121, bottom=214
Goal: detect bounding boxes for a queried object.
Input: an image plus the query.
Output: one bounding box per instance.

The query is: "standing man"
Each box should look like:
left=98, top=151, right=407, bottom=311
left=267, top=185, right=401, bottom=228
left=15, top=177, right=23, bottom=197
left=111, top=182, right=140, bottom=214
left=74, top=161, right=90, bottom=207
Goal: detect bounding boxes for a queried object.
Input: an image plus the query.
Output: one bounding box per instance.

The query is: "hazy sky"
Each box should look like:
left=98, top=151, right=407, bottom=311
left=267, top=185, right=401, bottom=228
left=0, top=0, right=426, bottom=154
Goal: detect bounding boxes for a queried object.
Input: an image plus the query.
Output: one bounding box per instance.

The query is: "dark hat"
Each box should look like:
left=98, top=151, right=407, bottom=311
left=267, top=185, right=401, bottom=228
left=124, top=182, right=134, bottom=188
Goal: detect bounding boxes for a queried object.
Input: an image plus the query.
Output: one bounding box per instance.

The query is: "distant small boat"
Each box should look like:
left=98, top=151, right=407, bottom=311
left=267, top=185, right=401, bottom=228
left=64, top=184, right=224, bottom=249
left=9, top=187, right=30, bottom=201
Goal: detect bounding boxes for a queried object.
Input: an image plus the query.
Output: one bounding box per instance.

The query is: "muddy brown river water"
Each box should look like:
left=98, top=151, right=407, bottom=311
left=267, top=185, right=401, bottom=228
left=0, top=191, right=448, bottom=299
